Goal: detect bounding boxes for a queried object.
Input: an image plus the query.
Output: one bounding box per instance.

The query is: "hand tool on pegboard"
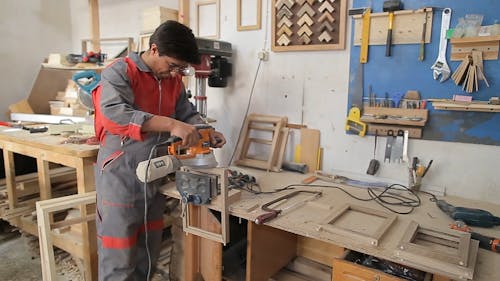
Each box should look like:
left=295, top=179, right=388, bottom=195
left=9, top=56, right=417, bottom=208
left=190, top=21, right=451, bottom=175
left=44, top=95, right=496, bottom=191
left=390, top=130, right=404, bottom=163
left=431, top=8, right=452, bottom=82
left=366, top=130, right=380, bottom=175
left=383, top=0, right=403, bottom=57
left=384, top=130, right=395, bottom=163
left=418, top=8, right=429, bottom=61
left=349, top=7, right=372, bottom=63
left=345, top=107, right=366, bottom=137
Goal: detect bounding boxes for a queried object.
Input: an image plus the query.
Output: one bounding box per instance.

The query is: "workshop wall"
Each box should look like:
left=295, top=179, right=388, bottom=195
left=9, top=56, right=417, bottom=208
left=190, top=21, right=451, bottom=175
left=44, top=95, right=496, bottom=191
left=349, top=0, right=500, bottom=145
left=0, top=0, right=72, bottom=120
left=69, top=0, right=179, bottom=57
left=67, top=0, right=500, bottom=204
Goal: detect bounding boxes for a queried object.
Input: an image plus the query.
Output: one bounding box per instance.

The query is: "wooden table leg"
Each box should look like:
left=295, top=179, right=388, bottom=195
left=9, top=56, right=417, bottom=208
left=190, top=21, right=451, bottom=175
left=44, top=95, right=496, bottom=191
left=3, top=149, right=17, bottom=209
left=75, top=157, right=97, bottom=281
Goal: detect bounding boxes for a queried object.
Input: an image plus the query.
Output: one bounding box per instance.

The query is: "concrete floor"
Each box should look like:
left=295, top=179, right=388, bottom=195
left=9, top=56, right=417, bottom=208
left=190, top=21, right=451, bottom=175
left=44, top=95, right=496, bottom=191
left=0, top=230, right=44, bottom=281
left=0, top=222, right=170, bottom=281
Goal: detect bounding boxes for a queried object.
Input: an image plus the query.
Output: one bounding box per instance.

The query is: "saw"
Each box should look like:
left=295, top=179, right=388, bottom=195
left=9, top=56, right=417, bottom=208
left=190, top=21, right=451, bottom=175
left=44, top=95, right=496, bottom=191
left=136, top=125, right=219, bottom=183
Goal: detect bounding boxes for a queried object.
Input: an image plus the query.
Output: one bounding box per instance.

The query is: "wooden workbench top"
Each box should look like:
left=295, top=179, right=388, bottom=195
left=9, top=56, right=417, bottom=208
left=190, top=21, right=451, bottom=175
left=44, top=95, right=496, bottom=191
left=160, top=167, right=500, bottom=281
left=0, top=127, right=98, bottom=158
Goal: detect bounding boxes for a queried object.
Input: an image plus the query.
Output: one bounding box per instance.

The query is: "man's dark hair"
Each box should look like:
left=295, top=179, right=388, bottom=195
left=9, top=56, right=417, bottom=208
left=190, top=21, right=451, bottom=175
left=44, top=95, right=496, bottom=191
left=149, top=20, right=201, bottom=64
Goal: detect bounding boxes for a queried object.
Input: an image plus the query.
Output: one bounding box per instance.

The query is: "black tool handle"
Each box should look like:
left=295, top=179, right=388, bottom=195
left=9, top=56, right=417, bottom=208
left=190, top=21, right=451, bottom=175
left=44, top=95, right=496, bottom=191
left=471, top=232, right=500, bottom=253
left=385, top=29, right=393, bottom=57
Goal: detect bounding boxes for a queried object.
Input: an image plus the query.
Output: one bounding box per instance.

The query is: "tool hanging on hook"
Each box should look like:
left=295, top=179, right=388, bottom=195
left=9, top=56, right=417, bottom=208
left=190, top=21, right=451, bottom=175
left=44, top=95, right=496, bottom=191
left=383, top=0, right=403, bottom=57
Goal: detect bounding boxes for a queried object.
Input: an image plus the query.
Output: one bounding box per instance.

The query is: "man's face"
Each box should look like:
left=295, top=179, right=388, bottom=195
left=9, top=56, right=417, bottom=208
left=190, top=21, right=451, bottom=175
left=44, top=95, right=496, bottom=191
left=150, top=44, right=189, bottom=79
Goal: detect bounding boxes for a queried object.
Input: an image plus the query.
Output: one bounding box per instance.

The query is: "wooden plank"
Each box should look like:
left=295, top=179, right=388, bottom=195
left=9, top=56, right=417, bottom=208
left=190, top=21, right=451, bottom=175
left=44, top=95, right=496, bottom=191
left=361, top=107, right=428, bottom=127
left=450, top=35, right=500, bottom=61
left=88, top=0, right=100, bottom=53
left=3, top=149, right=17, bottom=208
left=367, top=124, right=422, bottom=138
left=296, top=236, right=345, bottom=266
left=353, top=9, right=433, bottom=46
left=299, top=128, right=320, bottom=173
left=178, top=0, right=190, bottom=24
left=246, top=222, right=297, bottom=281
left=285, top=256, right=331, bottom=281
left=184, top=206, right=222, bottom=281
left=333, top=258, right=405, bottom=281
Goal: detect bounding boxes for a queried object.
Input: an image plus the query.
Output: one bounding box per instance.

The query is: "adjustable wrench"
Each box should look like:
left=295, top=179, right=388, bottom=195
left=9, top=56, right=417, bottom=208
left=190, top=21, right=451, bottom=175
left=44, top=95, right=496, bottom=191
left=430, top=8, right=452, bottom=82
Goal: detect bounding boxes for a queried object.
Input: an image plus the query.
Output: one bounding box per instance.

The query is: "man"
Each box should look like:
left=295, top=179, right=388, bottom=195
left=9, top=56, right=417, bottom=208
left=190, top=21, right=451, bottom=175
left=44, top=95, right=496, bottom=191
left=92, top=20, right=226, bottom=281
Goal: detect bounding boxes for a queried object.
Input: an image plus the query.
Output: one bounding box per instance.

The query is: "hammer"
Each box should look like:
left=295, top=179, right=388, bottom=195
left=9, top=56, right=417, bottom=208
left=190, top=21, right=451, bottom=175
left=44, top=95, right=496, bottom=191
left=383, top=0, right=403, bottom=56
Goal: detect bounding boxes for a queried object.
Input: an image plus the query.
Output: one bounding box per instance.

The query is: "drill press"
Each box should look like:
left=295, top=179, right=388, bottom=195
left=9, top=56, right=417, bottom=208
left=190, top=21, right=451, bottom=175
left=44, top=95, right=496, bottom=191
left=192, top=38, right=233, bottom=118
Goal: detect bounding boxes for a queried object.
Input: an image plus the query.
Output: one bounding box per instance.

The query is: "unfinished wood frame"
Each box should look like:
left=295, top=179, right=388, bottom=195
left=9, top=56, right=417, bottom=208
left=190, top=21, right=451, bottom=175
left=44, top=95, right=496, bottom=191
left=398, top=221, right=470, bottom=267
left=234, top=114, right=289, bottom=172
left=395, top=221, right=478, bottom=280
left=196, top=0, right=220, bottom=39
left=36, top=192, right=97, bottom=281
left=182, top=167, right=230, bottom=245
left=318, top=204, right=396, bottom=246
left=237, top=0, right=262, bottom=31
left=137, top=32, right=153, bottom=53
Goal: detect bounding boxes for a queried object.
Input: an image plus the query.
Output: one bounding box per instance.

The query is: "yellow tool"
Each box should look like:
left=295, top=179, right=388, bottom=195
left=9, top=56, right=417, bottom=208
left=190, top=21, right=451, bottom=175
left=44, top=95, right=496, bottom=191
left=360, top=8, right=371, bottom=63
left=345, top=107, right=366, bottom=136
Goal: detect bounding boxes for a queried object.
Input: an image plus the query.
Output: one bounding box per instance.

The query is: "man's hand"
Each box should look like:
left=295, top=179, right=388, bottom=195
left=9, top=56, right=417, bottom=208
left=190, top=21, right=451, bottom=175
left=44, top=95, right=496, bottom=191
left=170, top=120, right=200, bottom=147
left=210, top=130, right=226, bottom=148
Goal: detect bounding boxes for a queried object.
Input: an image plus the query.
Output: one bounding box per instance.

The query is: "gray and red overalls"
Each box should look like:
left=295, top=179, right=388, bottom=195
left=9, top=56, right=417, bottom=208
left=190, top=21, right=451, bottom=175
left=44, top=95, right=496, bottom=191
left=92, top=52, right=202, bottom=281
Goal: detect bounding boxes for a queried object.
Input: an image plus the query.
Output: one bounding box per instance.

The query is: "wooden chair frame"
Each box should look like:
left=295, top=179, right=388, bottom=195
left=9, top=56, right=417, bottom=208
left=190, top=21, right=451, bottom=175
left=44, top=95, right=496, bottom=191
left=234, top=114, right=288, bottom=172
left=36, top=191, right=96, bottom=281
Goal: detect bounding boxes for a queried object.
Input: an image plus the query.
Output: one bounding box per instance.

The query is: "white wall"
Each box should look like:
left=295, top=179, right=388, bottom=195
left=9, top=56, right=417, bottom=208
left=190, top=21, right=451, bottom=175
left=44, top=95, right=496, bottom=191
left=66, top=0, right=499, bottom=204
left=69, top=0, right=179, bottom=57
left=0, top=0, right=72, bottom=120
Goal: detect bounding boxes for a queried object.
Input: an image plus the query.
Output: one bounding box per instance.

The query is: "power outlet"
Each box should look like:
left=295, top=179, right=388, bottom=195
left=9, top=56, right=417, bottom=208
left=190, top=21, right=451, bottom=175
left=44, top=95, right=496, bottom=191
left=258, top=51, right=269, bottom=61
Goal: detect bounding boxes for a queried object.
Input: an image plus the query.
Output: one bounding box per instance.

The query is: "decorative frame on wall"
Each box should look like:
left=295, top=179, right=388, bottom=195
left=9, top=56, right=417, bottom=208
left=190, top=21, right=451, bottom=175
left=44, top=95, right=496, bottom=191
left=237, top=0, right=262, bottom=31
left=272, top=0, right=347, bottom=52
left=196, top=0, right=220, bottom=39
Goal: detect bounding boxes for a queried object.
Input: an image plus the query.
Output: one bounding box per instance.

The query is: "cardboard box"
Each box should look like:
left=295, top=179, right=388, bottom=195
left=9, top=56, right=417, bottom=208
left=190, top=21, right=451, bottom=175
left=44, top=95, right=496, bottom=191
left=142, top=6, right=178, bottom=32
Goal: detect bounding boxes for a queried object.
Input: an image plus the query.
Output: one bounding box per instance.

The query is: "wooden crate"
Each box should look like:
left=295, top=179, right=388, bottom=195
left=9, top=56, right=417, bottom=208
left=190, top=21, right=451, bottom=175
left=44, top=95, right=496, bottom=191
left=142, top=6, right=179, bottom=32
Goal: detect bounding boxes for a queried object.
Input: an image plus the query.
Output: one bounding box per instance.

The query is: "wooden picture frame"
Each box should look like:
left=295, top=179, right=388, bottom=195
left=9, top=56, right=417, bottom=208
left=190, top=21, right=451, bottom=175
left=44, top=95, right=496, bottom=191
left=196, top=0, right=220, bottom=39
left=271, top=0, right=347, bottom=52
left=237, top=0, right=262, bottom=31
left=318, top=204, right=396, bottom=246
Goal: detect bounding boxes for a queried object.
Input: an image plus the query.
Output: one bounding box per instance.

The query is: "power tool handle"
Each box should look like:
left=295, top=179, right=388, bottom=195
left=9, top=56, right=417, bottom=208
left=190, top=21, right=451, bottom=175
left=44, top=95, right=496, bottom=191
left=436, top=200, right=455, bottom=215
left=471, top=232, right=500, bottom=253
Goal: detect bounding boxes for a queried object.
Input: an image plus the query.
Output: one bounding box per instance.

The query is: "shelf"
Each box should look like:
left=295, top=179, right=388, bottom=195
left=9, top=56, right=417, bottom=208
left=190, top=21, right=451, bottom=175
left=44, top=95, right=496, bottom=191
left=430, top=99, right=500, bottom=112
left=450, top=35, right=500, bottom=61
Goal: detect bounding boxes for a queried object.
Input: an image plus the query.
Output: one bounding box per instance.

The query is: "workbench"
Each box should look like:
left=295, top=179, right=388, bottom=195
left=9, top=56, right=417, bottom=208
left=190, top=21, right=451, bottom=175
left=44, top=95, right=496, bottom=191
left=160, top=168, right=500, bottom=281
left=0, top=127, right=98, bottom=280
